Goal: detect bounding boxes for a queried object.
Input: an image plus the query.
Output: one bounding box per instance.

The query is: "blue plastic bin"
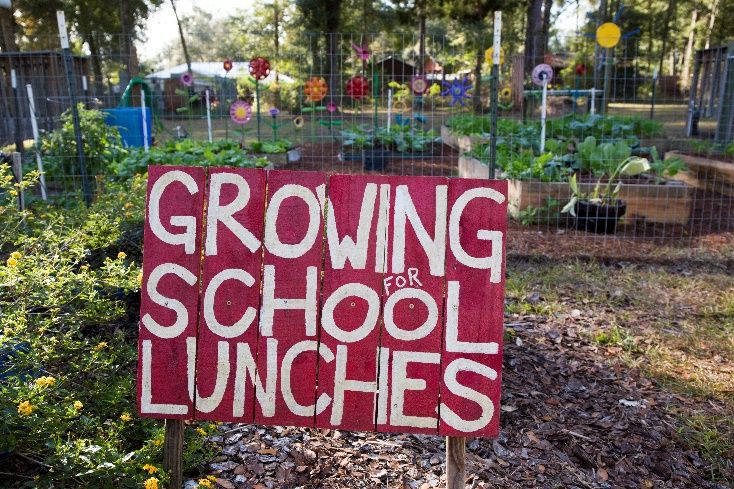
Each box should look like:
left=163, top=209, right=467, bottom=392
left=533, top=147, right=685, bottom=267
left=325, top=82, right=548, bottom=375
left=104, top=107, right=152, bottom=148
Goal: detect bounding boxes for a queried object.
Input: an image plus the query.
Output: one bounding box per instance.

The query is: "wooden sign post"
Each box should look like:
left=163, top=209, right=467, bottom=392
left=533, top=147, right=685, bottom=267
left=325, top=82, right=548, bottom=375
left=138, top=167, right=508, bottom=488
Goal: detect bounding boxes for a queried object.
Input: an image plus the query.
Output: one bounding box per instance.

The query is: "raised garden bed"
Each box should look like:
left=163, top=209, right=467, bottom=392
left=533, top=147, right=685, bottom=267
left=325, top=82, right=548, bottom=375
left=666, top=151, right=734, bottom=197
left=342, top=149, right=439, bottom=172
left=441, top=125, right=486, bottom=153
left=459, top=155, right=693, bottom=225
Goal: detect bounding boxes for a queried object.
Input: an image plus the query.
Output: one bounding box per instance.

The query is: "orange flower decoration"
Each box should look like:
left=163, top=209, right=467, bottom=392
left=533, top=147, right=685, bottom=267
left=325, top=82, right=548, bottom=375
left=303, top=77, right=328, bottom=103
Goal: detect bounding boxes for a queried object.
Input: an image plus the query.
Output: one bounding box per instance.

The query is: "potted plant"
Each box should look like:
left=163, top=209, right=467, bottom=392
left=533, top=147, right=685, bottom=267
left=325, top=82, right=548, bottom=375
left=561, top=156, right=651, bottom=234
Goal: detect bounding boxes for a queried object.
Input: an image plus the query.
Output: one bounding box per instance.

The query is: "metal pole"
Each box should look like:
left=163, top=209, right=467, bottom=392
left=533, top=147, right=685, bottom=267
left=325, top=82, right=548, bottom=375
left=489, top=11, right=501, bottom=180
left=141, top=89, right=150, bottom=152
left=11, top=69, right=24, bottom=154
left=26, top=84, right=47, bottom=200
left=12, top=152, right=25, bottom=211
left=602, top=47, right=614, bottom=115
left=57, top=10, right=92, bottom=206
left=387, top=89, right=393, bottom=134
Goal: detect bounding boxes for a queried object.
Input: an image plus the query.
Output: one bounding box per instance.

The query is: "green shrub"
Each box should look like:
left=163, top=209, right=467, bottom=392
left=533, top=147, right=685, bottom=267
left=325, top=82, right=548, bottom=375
left=40, top=105, right=128, bottom=180
left=0, top=167, right=214, bottom=488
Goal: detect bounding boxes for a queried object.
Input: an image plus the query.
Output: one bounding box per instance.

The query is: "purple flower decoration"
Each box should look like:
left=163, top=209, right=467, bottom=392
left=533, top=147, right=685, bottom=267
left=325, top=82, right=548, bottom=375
left=351, top=43, right=371, bottom=61
left=180, top=71, right=194, bottom=87
left=230, top=100, right=252, bottom=125
left=326, top=102, right=338, bottom=113
left=269, top=107, right=280, bottom=118
left=441, top=78, right=473, bottom=106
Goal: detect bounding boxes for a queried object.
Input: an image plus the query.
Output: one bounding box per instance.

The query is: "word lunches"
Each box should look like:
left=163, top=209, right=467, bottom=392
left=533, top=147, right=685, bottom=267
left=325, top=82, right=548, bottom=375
left=137, top=167, right=507, bottom=437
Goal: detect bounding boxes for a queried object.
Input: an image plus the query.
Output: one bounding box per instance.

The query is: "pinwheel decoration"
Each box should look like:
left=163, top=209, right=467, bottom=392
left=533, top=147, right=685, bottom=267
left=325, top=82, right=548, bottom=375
left=500, top=86, right=512, bottom=102
left=588, top=6, right=640, bottom=49
left=346, top=75, right=370, bottom=100
left=441, top=78, right=473, bottom=107
left=249, top=56, right=271, bottom=80
left=230, top=100, right=252, bottom=124
left=304, top=77, right=328, bottom=103
left=223, top=58, right=233, bottom=73
left=351, top=43, right=371, bottom=61
left=319, top=101, right=342, bottom=136
left=575, top=63, right=588, bottom=76
left=268, top=107, right=285, bottom=141
left=293, top=116, right=305, bottom=129
left=410, top=75, right=429, bottom=96
left=180, top=71, right=194, bottom=87
left=484, top=47, right=505, bottom=65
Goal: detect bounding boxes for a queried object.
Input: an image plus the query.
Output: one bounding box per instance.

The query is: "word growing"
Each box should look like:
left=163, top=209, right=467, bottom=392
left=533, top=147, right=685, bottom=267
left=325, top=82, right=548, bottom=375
left=137, top=167, right=507, bottom=437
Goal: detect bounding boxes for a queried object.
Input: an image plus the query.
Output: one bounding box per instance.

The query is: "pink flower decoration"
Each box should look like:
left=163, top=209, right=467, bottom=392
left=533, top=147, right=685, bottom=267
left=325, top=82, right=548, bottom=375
left=351, top=43, right=371, bottom=61
left=180, top=71, right=194, bottom=87
left=230, top=100, right=252, bottom=125
left=326, top=102, right=338, bottom=113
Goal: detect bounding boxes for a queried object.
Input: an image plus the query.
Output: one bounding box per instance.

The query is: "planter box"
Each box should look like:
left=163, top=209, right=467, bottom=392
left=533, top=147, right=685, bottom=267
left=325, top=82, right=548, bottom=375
left=441, top=126, right=487, bottom=153
left=458, top=155, right=693, bottom=225
left=666, top=151, right=734, bottom=197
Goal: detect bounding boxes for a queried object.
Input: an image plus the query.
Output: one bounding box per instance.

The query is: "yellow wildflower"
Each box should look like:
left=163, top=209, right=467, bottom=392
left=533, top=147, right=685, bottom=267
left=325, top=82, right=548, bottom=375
left=144, top=477, right=159, bottom=489
left=34, top=376, right=56, bottom=388
left=117, top=251, right=127, bottom=259
left=73, top=400, right=83, bottom=410
left=10, top=251, right=21, bottom=259
left=137, top=271, right=143, bottom=284
left=94, top=342, right=108, bottom=351
left=152, top=437, right=163, bottom=447
left=17, top=400, right=34, bottom=416
left=195, top=427, right=207, bottom=436
left=197, top=479, right=213, bottom=488
left=124, top=202, right=134, bottom=209
left=120, top=413, right=132, bottom=422
left=206, top=475, right=216, bottom=482
left=142, top=464, right=158, bottom=474
left=6, top=257, right=18, bottom=267
left=428, top=83, right=441, bottom=96
left=80, top=264, right=89, bottom=271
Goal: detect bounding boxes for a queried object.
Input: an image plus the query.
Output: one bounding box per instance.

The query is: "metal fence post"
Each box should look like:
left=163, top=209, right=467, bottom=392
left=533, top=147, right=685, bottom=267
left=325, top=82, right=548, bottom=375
left=56, top=10, right=92, bottom=206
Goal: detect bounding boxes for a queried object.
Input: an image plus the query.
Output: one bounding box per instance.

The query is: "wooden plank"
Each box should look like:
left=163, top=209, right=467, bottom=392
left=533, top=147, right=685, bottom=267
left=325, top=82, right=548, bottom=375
left=315, top=174, right=389, bottom=431
left=376, top=176, right=448, bottom=434
left=255, top=170, right=327, bottom=427
left=194, top=168, right=267, bottom=423
left=439, top=178, right=507, bottom=437
left=446, top=436, right=466, bottom=489
left=137, top=166, right=206, bottom=419
left=668, top=151, right=734, bottom=197
left=163, top=419, right=184, bottom=489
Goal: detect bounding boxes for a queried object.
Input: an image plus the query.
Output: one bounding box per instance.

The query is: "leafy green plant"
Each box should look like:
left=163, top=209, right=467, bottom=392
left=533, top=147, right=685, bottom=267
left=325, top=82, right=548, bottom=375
left=341, top=123, right=439, bottom=153
left=518, top=197, right=561, bottom=225
left=108, top=140, right=269, bottom=180
left=248, top=139, right=294, bottom=154
left=41, top=105, right=127, bottom=179
left=575, top=136, right=633, bottom=177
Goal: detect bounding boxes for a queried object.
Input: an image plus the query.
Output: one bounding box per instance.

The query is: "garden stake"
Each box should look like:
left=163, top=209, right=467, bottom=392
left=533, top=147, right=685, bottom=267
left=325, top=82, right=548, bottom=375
left=489, top=11, right=501, bottom=180
left=387, top=88, right=393, bottom=133
left=372, top=59, right=379, bottom=136
left=255, top=80, right=262, bottom=143
left=140, top=88, right=149, bottom=152
left=57, top=10, right=92, bottom=206
left=12, top=152, right=24, bottom=211
left=205, top=89, right=213, bottom=143
left=11, top=69, right=23, bottom=155
left=26, top=84, right=47, bottom=200
left=540, top=74, right=548, bottom=153
left=163, top=419, right=184, bottom=489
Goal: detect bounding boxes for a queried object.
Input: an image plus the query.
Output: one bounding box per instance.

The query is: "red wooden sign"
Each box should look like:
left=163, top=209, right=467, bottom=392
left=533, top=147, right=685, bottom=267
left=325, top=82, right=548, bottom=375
left=137, top=166, right=507, bottom=437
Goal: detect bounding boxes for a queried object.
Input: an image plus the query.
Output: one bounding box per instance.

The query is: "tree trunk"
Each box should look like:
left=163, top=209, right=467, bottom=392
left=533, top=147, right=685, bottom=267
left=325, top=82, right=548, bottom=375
left=119, top=0, right=137, bottom=87
left=0, top=1, right=19, bottom=53
left=86, top=34, right=105, bottom=96
left=418, top=0, right=426, bottom=75
left=170, top=0, right=192, bottom=74
left=657, top=0, right=677, bottom=82
left=680, top=9, right=698, bottom=91
left=273, top=0, right=281, bottom=107
left=473, top=44, right=483, bottom=114
left=524, top=0, right=544, bottom=76
left=324, top=0, right=341, bottom=106
left=541, top=0, right=553, bottom=52
left=704, top=0, right=719, bottom=49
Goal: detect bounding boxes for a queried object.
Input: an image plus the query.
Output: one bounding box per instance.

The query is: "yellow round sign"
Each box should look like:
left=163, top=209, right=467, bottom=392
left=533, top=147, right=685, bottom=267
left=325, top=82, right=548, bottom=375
left=485, top=47, right=504, bottom=65
left=596, top=22, right=621, bottom=48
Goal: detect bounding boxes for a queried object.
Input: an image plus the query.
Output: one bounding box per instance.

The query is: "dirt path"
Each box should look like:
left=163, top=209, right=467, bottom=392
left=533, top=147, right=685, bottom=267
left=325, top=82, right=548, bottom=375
left=193, top=258, right=733, bottom=488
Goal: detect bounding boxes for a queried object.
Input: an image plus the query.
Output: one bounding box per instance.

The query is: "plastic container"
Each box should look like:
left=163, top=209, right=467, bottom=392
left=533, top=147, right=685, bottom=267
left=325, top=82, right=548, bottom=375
left=104, top=107, right=152, bottom=148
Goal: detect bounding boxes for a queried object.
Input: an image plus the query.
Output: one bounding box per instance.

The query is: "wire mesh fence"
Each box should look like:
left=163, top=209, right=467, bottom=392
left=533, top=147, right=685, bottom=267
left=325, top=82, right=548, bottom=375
left=1, top=29, right=733, bottom=259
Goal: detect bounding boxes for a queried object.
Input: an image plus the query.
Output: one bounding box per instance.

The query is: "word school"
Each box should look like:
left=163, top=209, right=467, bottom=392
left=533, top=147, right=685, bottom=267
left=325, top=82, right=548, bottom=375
left=137, top=166, right=507, bottom=437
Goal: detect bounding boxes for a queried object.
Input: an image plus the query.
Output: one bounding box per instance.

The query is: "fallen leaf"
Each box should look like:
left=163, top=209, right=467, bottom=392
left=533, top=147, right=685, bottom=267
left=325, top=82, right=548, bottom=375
left=257, top=447, right=277, bottom=455
left=215, top=479, right=235, bottom=489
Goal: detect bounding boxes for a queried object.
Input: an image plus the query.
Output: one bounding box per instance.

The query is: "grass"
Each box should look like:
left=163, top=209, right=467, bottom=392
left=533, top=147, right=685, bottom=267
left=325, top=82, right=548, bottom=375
left=507, top=257, right=734, bottom=482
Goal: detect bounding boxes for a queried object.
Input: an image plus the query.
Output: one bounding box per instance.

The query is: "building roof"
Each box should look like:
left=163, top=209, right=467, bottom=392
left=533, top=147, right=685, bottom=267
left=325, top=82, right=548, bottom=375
left=146, top=61, right=293, bottom=83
